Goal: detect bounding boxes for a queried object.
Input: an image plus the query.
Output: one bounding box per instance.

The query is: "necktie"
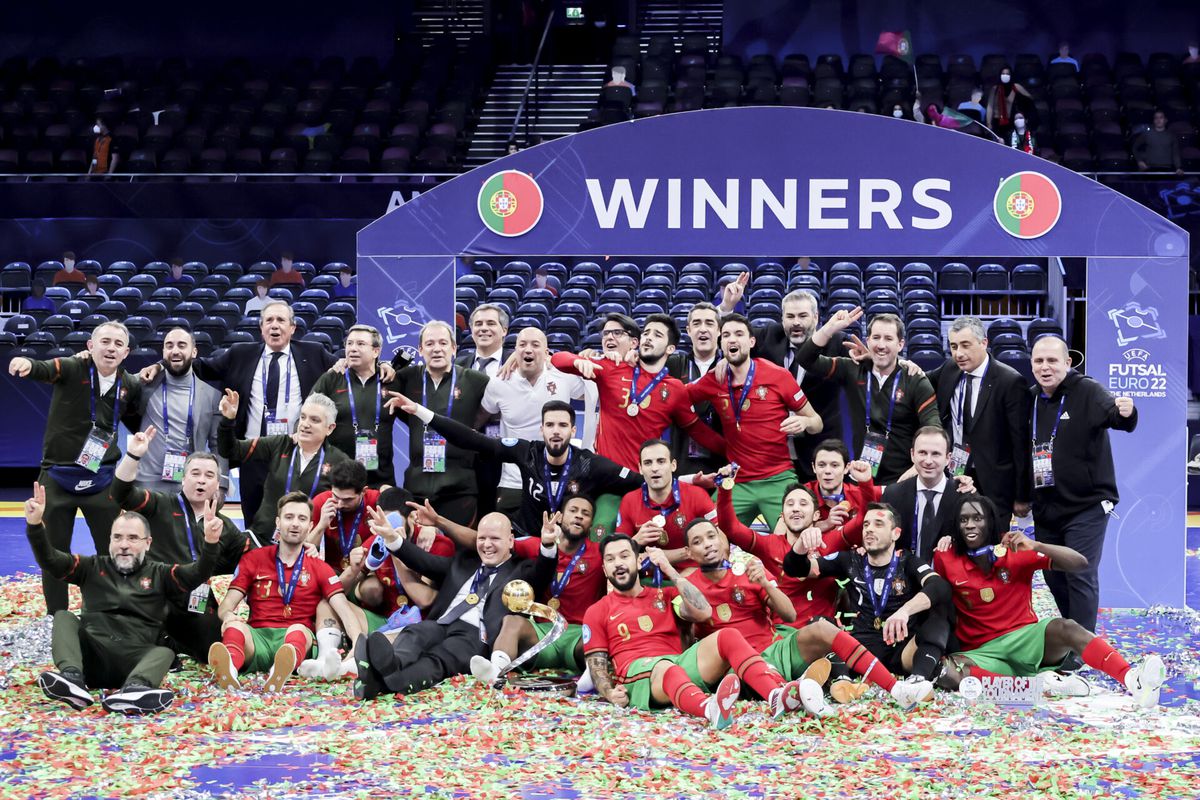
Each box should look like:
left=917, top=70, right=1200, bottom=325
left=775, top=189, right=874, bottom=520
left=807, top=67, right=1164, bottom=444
left=962, top=374, right=975, bottom=434
left=261, top=351, right=283, bottom=435
left=476, top=356, right=496, bottom=374
left=790, top=346, right=805, bottom=380
left=438, top=566, right=498, bottom=625
left=918, top=489, right=938, bottom=552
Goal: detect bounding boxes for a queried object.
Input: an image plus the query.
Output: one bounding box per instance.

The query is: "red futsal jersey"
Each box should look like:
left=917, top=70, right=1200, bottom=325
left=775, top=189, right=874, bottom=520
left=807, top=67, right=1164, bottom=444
left=687, top=358, right=807, bottom=481
left=313, top=488, right=380, bottom=568
left=229, top=545, right=344, bottom=630
left=513, top=537, right=605, bottom=625
left=683, top=569, right=774, bottom=651
left=582, top=586, right=682, bottom=678
left=550, top=353, right=721, bottom=470
left=717, top=485, right=838, bottom=624
left=614, top=480, right=717, bottom=553
left=805, top=479, right=877, bottom=550
left=934, top=548, right=1049, bottom=651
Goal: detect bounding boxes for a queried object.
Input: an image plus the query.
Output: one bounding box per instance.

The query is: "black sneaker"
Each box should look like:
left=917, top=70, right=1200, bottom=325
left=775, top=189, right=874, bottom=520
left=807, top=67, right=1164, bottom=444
left=37, top=670, right=94, bottom=710
left=101, top=685, right=175, bottom=715
left=353, top=634, right=382, bottom=702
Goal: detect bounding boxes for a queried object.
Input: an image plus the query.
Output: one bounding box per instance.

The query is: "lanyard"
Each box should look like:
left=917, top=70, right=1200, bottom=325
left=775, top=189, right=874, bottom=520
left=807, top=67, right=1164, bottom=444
left=865, top=370, right=900, bottom=437
left=336, top=503, right=366, bottom=558
left=821, top=490, right=846, bottom=506
left=177, top=493, right=198, bottom=560
left=863, top=552, right=900, bottom=621
left=699, top=559, right=733, bottom=572
left=954, top=362, right=988, bottom=431
left=628, top=364, right=669, bottom=410
left=422, top=366, right=457, bottom=420
left=276, top=549, right=305, bottom=608
left=161, top=375, right=196, bottom=442
left=550, top=540, right=588, bottom=598
left=89, top=364, right=122, bottom=438
left=542, top=447, right=573, bottom=514
left=285, top=446, right=326, bottom=496
left=1032, top=394, right=1067, bottom=445
left=967, top=545, right=997, bottom=565
left=261, top=351, right=293, bottom=418
left=345, top=369, right=381, bottom=434
left=726, top=360, right=757, bottom=428
left=469, top=564, right=497, bottom=597
left=642, top=479, right=682, bottom=518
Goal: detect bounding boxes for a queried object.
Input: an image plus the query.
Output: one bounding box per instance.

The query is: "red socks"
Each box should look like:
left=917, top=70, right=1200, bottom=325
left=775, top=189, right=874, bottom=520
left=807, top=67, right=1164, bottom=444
left=661, top=665, right=708, bottom=718
left=1081, top=637, right=1132, bottom=684
left=831, top=631, right=896, bottom=692
left=715, top=629, right=784, bottom=698
left=283, top=629, right=310, bottom=664
left=223, top=627, right=247, bottom=670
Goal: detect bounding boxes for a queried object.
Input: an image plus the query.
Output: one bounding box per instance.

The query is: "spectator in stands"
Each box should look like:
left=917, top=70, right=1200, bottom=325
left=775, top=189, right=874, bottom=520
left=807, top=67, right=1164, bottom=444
left=23, top=281, right=55, bottom=313
left=269, top=252, right=305, bottom=288
left=1185, top=42, right=1200, bottom=65
left=889, top=103, right=909, bottom=120
left=164, top=259, right=195, bottom=287
left=986, top=67, right=1032, bottom=139
left=531, top=266, right=557, bottom=296
left=1050, top=42, right=1079, bottom=72
left=605, top=66, right=636, bottom=95
left=53, top=252, right=85, bottom=286
left=88, top=119, right=119, bottom=175
left=1133, top=110, right=1183, bottom=173
left=957, top=88, right=986, bottom=123
left=79, top=275, right=108, bottom=301
left=1010, top=113, right=1035, bottom=154
left=331, top=266, right=356, bottom=300
left=245, top=280, right=270, bottom=315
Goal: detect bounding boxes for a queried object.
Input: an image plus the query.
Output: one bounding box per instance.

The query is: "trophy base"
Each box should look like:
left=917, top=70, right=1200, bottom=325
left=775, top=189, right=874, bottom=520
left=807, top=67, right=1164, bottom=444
left=505, top=675, right=577, bottom=696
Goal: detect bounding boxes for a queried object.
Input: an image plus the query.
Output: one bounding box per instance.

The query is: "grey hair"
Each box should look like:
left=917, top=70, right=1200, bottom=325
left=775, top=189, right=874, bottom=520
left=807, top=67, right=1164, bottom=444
left=419, top=319, right=457, bottom=345
left=302, top=392, right=338, bottom=426
left=91, top=320, right=131, bottom=344
left=948, top=316, right=987, bottom=342
left=782, top=289, right=820, bottom=314
left=469, top=303, right=511, bottom=330
left=346, top=324, right=383, bottom=349
left=261, top=300, right=295, bottom=323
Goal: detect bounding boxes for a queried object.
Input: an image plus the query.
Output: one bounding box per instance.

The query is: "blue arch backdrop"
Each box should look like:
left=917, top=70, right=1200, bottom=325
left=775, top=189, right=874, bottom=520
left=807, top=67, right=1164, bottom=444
left=357, top=106, right=1189, bottom=609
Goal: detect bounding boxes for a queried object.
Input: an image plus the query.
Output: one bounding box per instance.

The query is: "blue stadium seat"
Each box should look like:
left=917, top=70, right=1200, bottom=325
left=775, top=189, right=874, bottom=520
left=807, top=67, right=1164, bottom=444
left=987, top=318, right=1021, bottom=341
left=224, top=331, right=255, bottom=346
left=471, top=261, right=495, bottom=284
left=909, top=348, right=945, bottom=371
left=864, top=302, right=900, bottom=318
left=249, top=262, right=276, bottom=277
left=139, top=302, right=168, bottom=327
left=9, top=314, right=43, bottom=340
left=642, top=274, right=675, bottom=292
left=209, top=302, right=242, bottom=329
left=678, top=274, right=711, bottom=290
left=788, top=274, right=822, bottom=294
left=129, top=274, right=159, bottom=293
left=756, top=261, right=787, bottom=278
left=645, top=263, right=676, bottom=279
left=215, top=262, right=244, bottom=281
left=905, top=318, right=941, bottom=342
left=524, top=288, right=556, bottom=303
left=828, top=302, right=859, bottom=318
left=595, top=302, right=630, bottom=316
left=554, top=301, right=589, bottom=320
left=547, top=317, right=582, bottom=338
left=106, top=261, right=136, bottom=282
left=236, top=275, right=263, bottom=290
left=25, top=330, right=58, bottom=352
left=997, top=348, right=1033, bottom=383
left=564, top=275, right=599, bottom=295
left=495, top=274, right=527, bottom=291
left=673, top=288, right=708, bottom=305
left=828, top=288, right=863, bottom=306
left=865, top=289, right=899, bottom=306
left=226, top=288, right=255, bottom=305
left=1026, top=318, right=1063, bottom=346
left=636, top=288, right=669, bottom=306
left=547, top=332, right=576, bottom=351
left=632, top=302, right=665, bottom=317
left=183, top=261, right=209, bottom=277
left=44, top=286, right=71, bottom=304
left=572, top=262, right=603, bottom=281
left=748, top=302, right=777, bottom=320
left=59, top=299, right=89, bottom=321
left=752, top=275, right=786, bottom=293
left=505, top=261, right=533, bottom=279
left=720, top=262, right=749, bottom=278
left=291, top=301, right=320, bottom=327
left=200, top=275, right=232, bottom=293
left=938, top=263, right=973, bottom=294
left=310, top=275, right=338, bottom=291
left=303, top=331, right=335, bottom=351
left=539, top=262, right=569, bottom=282
left=975, top=264, right=1009, bottom=293
left=174, top=302, right=205, bottom=327
left=515, top=302, right=549, bottom=320
left=609, top=261, right=641, bottom=279
left=864, top=262, right=897, bottom=281
left=907, top=333, right=943, bottom=352
left=96, top=300, right=128, bottom=320
left=904, top=302, right=938, bottom=321
left=865, top=274, right=899, bottom=293
left=456, top=286, right=480, bottom=305
left=125, top=316, right=153, bottom=344
left=510, top=315, right=544, bottom=331
left=901, top=262, right=935, bottom=282
left=607, top=274, right=638, bottom=292
left=151, top=287, right=184, bottom=304
left=63, top=330, right=92, bottom=351
left=268, top=286, right=299, bottom=302
left=45, top=346, right=75, bottom=360
left=681, top=262, right=712, bottom=281
left=194, top=318, right=228, bottom=347
left=0, top=330, right=21, bottom=348
left=457, top=274, right=487, bottom=291
left=311, top=316, right=346, bottom=341
left=189, top=330, right=215, bottom=356
left=97, top=274, right=122, bottom=294
left=749, top=288, right=783, bottom=307
left=902, top=289, right=937, bottom=307
left=830, top=261, right=862, bottom=280
left=145, top=261, right=171, bottom=279
left=900, top=274, right=935, bottom=294
left=159, top=316, right=192, bottom=334
left=1011, top=264, right=1046, bottom=294
left=828, top=273, right=861, bottom=291
left=112, top=287, right=143, bottom=306
left=187, top=288, right=220, bottom=308
left=325, top=301, right=356, bottom=329
left=990, top=332, right=1026, bottom=353
left=598, top=288, right=633, bottom=305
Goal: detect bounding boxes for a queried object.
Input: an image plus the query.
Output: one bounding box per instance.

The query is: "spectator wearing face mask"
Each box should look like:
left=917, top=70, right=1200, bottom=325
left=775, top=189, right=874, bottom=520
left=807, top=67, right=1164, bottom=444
left=986, top=67, right=1032, bottom=139
left=956, top=88, right=986, bottom=123
left=1009, top=113, right=1035, bottom=154
left=88, top=119, right=120, bottom=175
left=889, top=103, right=908, bottom=120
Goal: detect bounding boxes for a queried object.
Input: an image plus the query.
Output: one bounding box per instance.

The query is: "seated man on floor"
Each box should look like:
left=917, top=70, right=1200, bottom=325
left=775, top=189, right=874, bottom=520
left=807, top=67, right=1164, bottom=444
left=27, top=482, right=221, bottom=715
left=933, top=494, right=1165, bottom=707
left=208, top=492, right=364, bottom=692
left=353, top=510, right=557, bottom=700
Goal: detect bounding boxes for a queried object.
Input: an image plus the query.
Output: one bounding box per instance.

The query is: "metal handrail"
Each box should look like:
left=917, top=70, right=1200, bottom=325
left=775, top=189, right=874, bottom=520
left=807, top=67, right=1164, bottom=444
left=508, top=8, right=557, bottom=147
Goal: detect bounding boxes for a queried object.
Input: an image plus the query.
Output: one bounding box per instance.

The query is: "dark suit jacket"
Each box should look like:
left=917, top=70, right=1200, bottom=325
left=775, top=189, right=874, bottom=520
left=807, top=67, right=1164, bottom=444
left=665, top=351, right=722, bottom=473
left=882, top=477, right=959, bottom=564
left=192, top=340, right=339, bottom=437
left=455, top=349, right=511, bottom=372
left=927, top=356, right=1032, bottom=514
left=750, top=321, right=848, bottom=475
left=393, top=538, right=555, bottom=644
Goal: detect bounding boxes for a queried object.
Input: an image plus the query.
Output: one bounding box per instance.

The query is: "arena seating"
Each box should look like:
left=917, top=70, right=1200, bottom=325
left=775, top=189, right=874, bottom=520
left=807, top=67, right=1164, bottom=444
left=0, top=37, right=490, bottom=174
left=588, top=36, right=1200, bottom=172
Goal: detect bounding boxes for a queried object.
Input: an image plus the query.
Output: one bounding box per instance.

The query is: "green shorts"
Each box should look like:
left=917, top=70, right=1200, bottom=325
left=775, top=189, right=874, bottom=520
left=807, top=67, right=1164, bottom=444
left=730, top=469, right=797, bottom=528
left=952, top=618, right=1066, bottom=677
left=245, top=627, right=314, bottom=674
left=620, top=641, right=711, bottom=711
left=761, top=627, right=809, bottom=682
left=363, top=608, right=388, bottom=634
left=527, top=621, right=584, bottom=672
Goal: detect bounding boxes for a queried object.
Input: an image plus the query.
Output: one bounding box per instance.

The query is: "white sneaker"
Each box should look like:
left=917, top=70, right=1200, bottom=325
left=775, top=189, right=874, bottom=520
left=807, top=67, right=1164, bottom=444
left=1124, top=655, right=1166, bottom=709
left=317, top=650, right=343, bottom=681
left=297, top=658, right=323, bottom=679
left=797, top=677, right=834, bottom=718
left=704, top=673, right=740, bottom=730
left=891, top=676, right=934, bottom=711
left=575, top=666, right=595, bottom=694
left=470, top=655, right=500, bottom=685
left=1186, top=455, right=1200, bottom=475
left=1041, top=671, right=1091, bottom=698
left=768, top=680, right=803, bottom=718
left=339, top=656, right=357, bottom=678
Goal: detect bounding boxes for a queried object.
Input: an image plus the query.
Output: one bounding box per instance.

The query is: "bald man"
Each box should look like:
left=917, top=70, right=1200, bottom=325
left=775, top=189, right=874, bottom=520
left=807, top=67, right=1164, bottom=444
left=353, top=511, right=557, bottom=699
left=479, top=327, right=590, bottom=517
left=1028, top=336, right=1137, bottom=632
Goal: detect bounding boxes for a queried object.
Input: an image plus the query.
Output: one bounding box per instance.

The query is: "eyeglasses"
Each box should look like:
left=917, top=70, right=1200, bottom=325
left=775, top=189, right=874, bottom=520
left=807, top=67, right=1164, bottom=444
left=601, top=329, right=630, bottom=340
left=111, top=534, right=147, bottom=543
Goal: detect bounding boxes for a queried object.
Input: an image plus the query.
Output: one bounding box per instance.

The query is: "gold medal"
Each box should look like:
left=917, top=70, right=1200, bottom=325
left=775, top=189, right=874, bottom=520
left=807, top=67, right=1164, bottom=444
left=716, top=603, right=732, bottom=621
left=992, top=545, right=1007, bottom=559
left=283, top=605, right=292, bottom=618
left=873, top=616, right=882, bottom=630
left=658, top=530, right=669, bottom=546
left=980, top=587, right=995, bottom=603
left=465, top=592, right=480, bottom=605
left=548, top=597, right=561, bottom=610
left=731, top=560, right=746, bottom=576
left=741, top=399, right=751, bottom=411
left=397, top=595, right=409, bottom=607
left=719, top=476, right=735, bottom=491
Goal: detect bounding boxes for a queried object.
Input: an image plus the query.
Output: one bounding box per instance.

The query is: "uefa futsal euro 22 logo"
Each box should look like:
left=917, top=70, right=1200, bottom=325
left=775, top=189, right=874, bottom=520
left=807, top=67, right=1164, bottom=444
left=377, top=301, right=423, bottom=357
left=1106, top=303, right=1168, bottom=399
left=1107, top=302, right=1166, bottom=347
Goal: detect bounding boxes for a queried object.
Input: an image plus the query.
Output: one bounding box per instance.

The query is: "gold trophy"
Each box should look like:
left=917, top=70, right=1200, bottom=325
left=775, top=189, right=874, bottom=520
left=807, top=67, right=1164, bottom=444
left=493, top=580, right=569, bottom=692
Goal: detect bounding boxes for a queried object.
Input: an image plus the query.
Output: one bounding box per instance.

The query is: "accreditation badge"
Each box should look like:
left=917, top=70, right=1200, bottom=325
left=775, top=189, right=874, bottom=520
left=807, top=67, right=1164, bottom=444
left=75, top=427, right=111, bottom=473
left=860, top=432, right=887, bottom=477
left=422, top=429, right=447, bottom=473
left=188, top=583, right=211, bottom=614
left=265, top=413, right=291, bottom=437
left=355, top=434, right=379, bottom=471
left=949, top=444, right=970, bottom=477
left=162, top=449, right=188, bottom=482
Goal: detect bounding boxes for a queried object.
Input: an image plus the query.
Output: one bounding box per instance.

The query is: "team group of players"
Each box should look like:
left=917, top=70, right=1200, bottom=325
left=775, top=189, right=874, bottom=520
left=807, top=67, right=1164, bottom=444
left=13, top=275, right=1166, bottom=724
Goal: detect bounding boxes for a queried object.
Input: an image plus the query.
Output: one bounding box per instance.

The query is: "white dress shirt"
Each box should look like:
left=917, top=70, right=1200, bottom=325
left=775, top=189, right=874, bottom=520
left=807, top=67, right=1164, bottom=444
left=246, top=344, right=303, bottom=436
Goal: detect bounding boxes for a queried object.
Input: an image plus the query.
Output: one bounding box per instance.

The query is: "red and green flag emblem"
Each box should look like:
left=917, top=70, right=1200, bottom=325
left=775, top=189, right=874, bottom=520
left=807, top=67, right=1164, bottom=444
left=478, top=170, right=544, bottom=236
left=993, top=171, right=1061, bottom=239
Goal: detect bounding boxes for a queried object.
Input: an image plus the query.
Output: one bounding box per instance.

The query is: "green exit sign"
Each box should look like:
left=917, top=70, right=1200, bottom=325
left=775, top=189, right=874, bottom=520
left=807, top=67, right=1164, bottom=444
left=565, top=6, right=583, bottom=19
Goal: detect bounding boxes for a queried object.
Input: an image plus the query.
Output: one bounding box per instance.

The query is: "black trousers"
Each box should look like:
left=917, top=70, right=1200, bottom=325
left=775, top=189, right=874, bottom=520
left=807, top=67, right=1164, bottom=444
left=379, top=619, right=486, bottom=694
left=1036, top=502, right=1108, bottom=633
left=163, top=607, right=224, bottom=662
left=52, top=611, right=174, bottom=689
left=238, top=460, right=269, bottom=533
left=853, top=602, right=952, bottom=680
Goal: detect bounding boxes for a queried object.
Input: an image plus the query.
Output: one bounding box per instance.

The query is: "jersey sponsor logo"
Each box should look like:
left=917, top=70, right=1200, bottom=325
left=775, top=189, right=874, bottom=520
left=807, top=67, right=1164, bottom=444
left=581, top=623, right=591, bottom=644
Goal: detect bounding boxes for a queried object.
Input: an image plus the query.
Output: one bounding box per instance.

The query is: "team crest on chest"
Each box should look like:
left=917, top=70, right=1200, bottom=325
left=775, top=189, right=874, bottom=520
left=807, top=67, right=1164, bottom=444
left=892, top=578, right=907, bottom=594
left=568, top=481, right=580, bottom=494
left=453, top=387, right=462, bottom=399
left=675, top=513, right=686, bottom=528
left=755, top=386, right=768, bottom=400
left=660, top=387, right=669, bottom=400
left=546, top=381, right=557, bottom=394
left=300, top=570, right=311, bottom=586
left=997, top=569, right=1010, bottom=584
left=577, top=560, right=587, bottom=573
left=895, top=389, right=905, bottom=401
left=139, top=577, right=152, bottom=590
left=732, top=586, right=745, bottom=604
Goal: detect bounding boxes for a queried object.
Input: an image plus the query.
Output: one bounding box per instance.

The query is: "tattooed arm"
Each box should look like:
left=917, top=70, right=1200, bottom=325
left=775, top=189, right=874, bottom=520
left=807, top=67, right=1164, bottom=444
left=585, top=651, right=627, bottom=707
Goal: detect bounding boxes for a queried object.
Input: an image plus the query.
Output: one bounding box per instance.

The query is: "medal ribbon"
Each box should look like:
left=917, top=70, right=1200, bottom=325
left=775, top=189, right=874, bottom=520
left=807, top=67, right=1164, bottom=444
left=967, top=544, right=997, bottom=565
left=336, top=503, right=366, bottom=559
left=628, top=365, right=669, bottom=411
left=641, top=479, right=682, bottom=519
left=726, top=360, right=757, bottom=428
left=470, top=564, right=498, bottom=597
left=863, top=552, right=900, bottom=623
left=422, top=366, right=458, bottom=418
left=542, top=446, right=573, bottom=514
left=699, top=559, right=733, bottom=573
left=276, top=549, right=305, bottom=608
left=550, top=540, right=587, bottom=598
left=345, top=369, right=382, bottom=435
left=285, top=445, right=326, bottom=496
left=261, top=350, right=293, bottom=420
left=953, top=360, right=988, bottom=435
